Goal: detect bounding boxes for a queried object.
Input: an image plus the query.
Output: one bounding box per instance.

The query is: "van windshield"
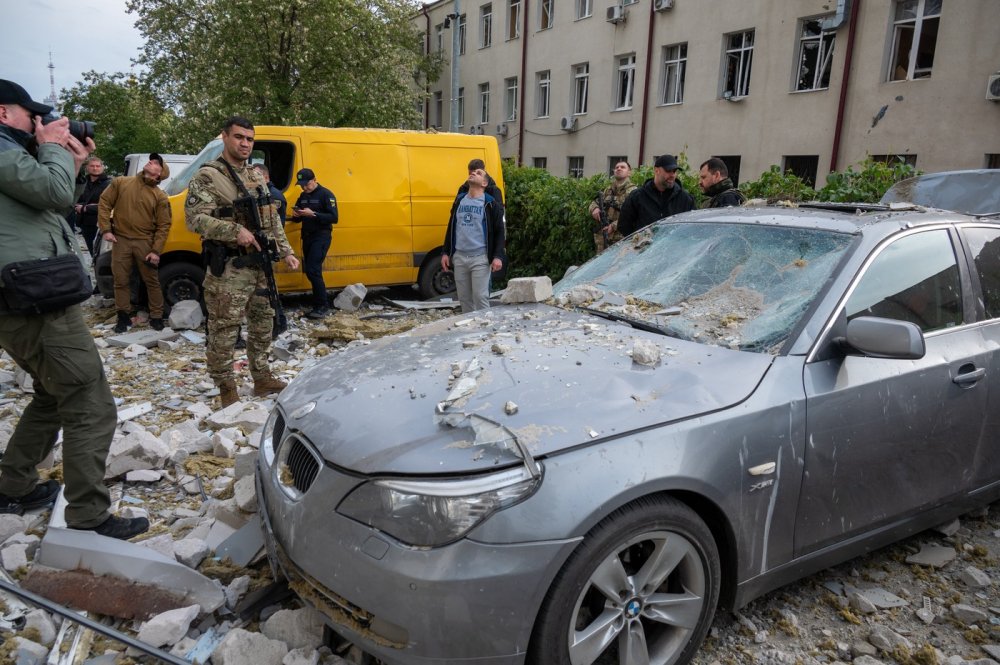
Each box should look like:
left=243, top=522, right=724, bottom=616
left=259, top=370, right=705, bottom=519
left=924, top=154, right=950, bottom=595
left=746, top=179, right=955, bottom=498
left=164, top=139, right=223, bottom=196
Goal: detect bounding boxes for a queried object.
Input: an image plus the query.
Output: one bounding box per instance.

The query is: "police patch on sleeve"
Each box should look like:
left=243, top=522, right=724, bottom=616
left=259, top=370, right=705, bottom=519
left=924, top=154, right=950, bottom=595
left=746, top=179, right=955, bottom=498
left=187, top=194, right=198, bottom=207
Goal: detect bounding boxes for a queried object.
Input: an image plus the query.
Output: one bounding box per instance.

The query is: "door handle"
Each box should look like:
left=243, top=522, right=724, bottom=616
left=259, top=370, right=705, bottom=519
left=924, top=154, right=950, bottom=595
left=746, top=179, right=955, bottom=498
left=953, top=367, right=986, bottom=385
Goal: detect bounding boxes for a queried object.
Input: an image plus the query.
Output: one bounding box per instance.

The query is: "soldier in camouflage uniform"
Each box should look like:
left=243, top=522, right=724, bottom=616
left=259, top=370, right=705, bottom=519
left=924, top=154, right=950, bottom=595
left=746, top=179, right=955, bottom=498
left=184, top=117, right=300, bottom=407
left=587, top=160, right=637, bottom=252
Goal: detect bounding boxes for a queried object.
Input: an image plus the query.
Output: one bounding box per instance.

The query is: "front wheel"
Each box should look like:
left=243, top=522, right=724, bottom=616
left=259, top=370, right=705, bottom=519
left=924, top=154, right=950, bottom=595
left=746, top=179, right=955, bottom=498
left=417, top=252, right=456, bottom=299
left=158, top=261, right=206, bottom=308
left=529, top=496, right=720, bottom=665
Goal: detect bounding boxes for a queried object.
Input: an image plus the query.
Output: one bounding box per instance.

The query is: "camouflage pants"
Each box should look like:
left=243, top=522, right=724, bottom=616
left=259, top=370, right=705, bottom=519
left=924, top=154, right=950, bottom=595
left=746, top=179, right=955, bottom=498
left=593, top=226, right=623, bottom=252
left=204, top=262, right=275, bottom=385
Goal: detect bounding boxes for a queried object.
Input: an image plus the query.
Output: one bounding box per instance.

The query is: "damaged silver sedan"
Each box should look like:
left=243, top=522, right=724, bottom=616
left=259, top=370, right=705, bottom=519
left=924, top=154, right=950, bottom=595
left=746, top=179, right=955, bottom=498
left=257, top=201, right=1000, bottom=665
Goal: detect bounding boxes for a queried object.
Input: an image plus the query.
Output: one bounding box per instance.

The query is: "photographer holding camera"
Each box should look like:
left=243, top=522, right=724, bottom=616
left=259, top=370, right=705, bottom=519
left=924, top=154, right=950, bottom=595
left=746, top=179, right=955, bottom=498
left=0, top=79, right=148, bottom=539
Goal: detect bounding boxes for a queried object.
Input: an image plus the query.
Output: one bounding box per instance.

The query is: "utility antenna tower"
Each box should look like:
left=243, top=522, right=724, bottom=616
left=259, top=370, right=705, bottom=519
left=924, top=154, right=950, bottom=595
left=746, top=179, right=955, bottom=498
left=44, top=51, right=59, bottom=111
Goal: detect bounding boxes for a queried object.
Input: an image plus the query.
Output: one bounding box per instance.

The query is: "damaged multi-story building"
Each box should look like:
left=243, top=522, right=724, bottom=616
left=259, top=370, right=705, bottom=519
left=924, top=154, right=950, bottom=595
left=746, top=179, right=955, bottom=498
left=415, top=0, right=1000, bottom=185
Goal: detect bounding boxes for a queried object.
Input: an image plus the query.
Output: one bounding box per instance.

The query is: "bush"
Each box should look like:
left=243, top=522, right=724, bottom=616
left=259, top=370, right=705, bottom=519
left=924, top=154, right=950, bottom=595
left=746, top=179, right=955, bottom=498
left=740, top=165, right=816, bottom=202
left=817, top=157, right=919, bottom=203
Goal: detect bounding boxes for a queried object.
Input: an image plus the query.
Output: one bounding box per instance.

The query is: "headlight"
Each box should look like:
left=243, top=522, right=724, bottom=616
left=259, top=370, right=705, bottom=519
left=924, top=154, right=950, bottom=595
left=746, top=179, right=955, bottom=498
left=261, top=408, right=281, bottom=467
left=338, top=466, right=541, bottom=548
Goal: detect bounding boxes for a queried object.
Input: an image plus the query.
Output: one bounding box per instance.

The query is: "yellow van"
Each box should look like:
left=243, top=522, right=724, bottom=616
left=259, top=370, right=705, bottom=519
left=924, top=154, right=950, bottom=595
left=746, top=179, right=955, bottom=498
left=96, top=127, right=504, bottom=303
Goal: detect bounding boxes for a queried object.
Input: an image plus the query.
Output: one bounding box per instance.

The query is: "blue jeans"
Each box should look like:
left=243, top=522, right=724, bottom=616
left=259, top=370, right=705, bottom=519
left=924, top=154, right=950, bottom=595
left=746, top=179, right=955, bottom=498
left=302, top=231, right=331, bottom=309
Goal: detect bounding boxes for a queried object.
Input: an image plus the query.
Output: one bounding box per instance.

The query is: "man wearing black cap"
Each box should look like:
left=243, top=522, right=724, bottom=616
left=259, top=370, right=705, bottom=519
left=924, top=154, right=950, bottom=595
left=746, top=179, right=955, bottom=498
left=290, top=168, right=338, bottom=318
left=618, top=154, right=695, bottom=236
left=0, top=79, right=148, bottom=539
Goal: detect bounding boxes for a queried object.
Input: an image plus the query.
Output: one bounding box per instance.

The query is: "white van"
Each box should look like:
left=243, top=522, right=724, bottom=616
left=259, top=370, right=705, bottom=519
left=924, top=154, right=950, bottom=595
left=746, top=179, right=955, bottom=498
left=123, top=153, right=197, bottom=190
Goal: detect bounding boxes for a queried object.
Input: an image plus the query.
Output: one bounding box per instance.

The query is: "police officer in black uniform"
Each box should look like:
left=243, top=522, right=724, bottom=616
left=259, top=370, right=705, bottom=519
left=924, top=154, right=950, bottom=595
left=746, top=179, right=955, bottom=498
left=290, top=168, right=338, bottom=318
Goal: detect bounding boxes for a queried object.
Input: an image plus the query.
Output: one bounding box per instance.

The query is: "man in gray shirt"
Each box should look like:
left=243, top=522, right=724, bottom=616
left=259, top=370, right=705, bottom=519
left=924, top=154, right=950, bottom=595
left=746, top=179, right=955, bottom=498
left=441, top=169, right=505, bottom=312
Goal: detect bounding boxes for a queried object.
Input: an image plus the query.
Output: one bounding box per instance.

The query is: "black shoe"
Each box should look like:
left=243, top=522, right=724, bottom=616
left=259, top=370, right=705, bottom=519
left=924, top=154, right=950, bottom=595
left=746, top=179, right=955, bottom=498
left=306, top=307, right=330, bottom=320
left=234, top=336, right=247, bottom=350
left=78, top=514, right=150, bottom=540
left=113, top=311, right=131, bottom=334
left=0, top=479, right=60, bottom=514
left=149, top=318, right=164, bottom=331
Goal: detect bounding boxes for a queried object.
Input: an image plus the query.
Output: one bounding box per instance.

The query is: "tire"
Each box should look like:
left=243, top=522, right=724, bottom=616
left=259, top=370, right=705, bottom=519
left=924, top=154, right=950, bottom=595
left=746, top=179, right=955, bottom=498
left=158, top=261, right=205, bottom=308
left=417, top=252, right=456, bottom=299
left=528, top=496, right=720, bottom=665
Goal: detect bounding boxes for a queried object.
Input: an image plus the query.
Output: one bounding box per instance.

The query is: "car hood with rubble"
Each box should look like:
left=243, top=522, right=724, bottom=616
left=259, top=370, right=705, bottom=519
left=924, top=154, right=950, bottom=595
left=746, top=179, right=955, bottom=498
left=276, top=303, right=772, bottom=474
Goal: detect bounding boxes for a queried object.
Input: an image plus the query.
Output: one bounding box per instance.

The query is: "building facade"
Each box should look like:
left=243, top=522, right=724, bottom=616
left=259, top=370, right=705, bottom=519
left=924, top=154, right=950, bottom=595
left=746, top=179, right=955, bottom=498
left=416, top=0, right=1000, bottom=185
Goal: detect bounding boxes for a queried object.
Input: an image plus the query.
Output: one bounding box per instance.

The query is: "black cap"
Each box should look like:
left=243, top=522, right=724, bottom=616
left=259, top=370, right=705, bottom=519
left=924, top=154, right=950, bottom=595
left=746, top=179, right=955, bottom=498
left=296, top=168, right=315, bottom=184
left=148, top=152, right=164, bottom=167
left=0, top=80, right=52, bottom=115
left=653, top=154, right=679, bottom=171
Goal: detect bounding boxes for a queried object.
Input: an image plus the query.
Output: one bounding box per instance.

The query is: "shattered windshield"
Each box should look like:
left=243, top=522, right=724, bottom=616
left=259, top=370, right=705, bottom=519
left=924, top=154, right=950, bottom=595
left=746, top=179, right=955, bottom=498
left=554, top=222, right=854, bottom=353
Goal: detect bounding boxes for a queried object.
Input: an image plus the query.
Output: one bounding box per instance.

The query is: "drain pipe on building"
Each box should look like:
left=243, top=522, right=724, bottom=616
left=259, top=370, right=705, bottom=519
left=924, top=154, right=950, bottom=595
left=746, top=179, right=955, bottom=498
left=636, top=0, right=657, bottom=166
left=422, top=4, right=432, bottom=129
left=828, top=0, right=860, bottom=173
left=516, top=0, right=529, bottom=164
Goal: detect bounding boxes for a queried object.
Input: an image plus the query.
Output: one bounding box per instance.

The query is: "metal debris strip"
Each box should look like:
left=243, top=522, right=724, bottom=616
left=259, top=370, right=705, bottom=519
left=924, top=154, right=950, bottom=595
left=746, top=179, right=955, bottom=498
left=0, top=577, right=192, bottom=665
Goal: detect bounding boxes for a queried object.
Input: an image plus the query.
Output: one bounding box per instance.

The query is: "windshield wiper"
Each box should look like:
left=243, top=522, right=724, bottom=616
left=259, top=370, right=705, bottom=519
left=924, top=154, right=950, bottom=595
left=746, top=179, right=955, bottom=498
left=579, top=307, right=688, bottom=340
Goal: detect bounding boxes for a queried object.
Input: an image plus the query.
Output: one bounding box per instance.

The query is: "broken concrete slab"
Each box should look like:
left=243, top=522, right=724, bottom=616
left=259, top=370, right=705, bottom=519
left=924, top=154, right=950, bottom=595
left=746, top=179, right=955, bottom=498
left=105, top=429, right=169, bottom=479
left=126, top=469, right=163, bottom=483
left=212, top=627, right=289, bottom=665
left=234, top=476, right=258, bottom=513
left=137, top=604, right=201, bottom=648
left=173, top=538, right=209, bottom=569
left=386, top=298, right=460, bottom=310
left=215, top=518, right=265, bottom=567
left=333, top=283, right=367, bottom=312
left=24, top=608, right=56, bottom=646
left=856, top=587, right=909, bottom=609
left=106, top=329, right=181, bottom=349
left=631, top=339, right=661, bottom=366
left=500, top=276, right=553, bottom=304
left=261, top=607, right=326, bottom=650
left=116, top=401, right=154, bottom=424
left=283, top=647, right=321, bottom=665
left=180, top=330, right=206, bottom=345
left=168, top=300, right=204, bottom=330
left=205, top=403, right=269, bottom=433
left=234, top=450, right=258, bottom=480
left=905, top=543, right=957, bottom=568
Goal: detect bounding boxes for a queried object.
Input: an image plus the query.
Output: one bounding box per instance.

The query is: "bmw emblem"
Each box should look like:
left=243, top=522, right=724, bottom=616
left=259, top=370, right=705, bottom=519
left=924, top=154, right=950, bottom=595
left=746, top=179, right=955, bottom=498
left=625, top=599, right=642, bottom=619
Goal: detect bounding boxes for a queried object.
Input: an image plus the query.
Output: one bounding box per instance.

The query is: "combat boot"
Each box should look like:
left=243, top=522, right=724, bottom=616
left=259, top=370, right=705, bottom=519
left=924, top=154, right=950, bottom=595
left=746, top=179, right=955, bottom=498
left=149, top=318, right=164, bottom=331
left=219, top=380, right=239, bottom=408
left=254, top=375, right=287, bottom=397
left=113, top=311, right=131, bottom=334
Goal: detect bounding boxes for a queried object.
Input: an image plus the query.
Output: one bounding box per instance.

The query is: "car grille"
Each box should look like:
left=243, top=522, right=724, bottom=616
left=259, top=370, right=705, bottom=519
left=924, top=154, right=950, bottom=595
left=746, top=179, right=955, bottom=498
left=286, top=437, right=320, bottom=493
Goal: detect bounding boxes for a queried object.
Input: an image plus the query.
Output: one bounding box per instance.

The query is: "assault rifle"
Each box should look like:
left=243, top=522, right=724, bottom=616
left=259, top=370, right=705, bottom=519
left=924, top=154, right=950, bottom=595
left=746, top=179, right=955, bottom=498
left=220, top=158, right=288, bottom=339
left=594, top=192, right=610, bottom=246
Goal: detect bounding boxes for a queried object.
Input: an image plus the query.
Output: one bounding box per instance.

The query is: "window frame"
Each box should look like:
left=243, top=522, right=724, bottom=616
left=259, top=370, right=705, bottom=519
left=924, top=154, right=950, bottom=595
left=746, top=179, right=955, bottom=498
left=576, top=0, right=593, bottom=20
left=539, top=0, right=554, bottom=30
left=614, top=53, right=636, bottom=111
left=480, top=3, right=493, bottom=49
left=887, top=0, right=942, bottom=81
left=536, top=70, right=551, bottom=118
left=660, top=43, right=687, bottom=105
left=722, top=29, right=755, bottom=99
left=573, top=62, right=590, bottom=115
left=433, top=91, right=444, bottom=128
left=458, top=13, right=467, bottom=55
left=794, top=16, right=836, bottom=91
left=507, top=0, right=521, bottom=40
left=568, top=156, right=585, bottom=178
left=478, top=82, right=491, bottom=124
left=504, top=76, right=519, bottom=121
left=457, top=87, right=465, bottom=128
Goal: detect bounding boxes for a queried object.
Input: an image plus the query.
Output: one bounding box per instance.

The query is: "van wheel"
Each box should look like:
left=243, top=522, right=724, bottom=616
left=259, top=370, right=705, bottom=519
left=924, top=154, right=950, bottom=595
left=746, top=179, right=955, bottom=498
left=159, top=262, right=205, bottom=307
left=528, top=497, right=720, bottom=665
left=418, top=254, right=455, bottom=299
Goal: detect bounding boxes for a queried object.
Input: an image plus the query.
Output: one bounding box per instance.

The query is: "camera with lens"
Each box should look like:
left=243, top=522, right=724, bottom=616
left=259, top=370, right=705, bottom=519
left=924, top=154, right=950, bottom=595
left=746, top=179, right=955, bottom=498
left=40, top=113, right=95, bottom=142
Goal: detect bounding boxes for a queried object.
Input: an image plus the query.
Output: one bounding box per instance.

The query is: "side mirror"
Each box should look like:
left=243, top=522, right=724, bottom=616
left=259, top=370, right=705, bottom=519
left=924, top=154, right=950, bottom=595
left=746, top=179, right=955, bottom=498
left=843, top=316, right=925, bottom=360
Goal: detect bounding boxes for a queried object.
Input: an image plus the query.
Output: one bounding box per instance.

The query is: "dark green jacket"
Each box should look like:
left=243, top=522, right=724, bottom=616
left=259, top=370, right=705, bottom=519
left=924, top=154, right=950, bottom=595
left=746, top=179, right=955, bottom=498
left=0, top=125, right=82, bottom=286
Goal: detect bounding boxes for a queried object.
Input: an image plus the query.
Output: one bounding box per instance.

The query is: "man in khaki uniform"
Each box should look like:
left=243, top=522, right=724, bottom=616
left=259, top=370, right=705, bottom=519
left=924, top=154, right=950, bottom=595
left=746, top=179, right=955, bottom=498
left=97, top=154, right=172, bottom=332
left=588, top=160, right=636, bottom=252
left=185, top=117, right=299, bottom=407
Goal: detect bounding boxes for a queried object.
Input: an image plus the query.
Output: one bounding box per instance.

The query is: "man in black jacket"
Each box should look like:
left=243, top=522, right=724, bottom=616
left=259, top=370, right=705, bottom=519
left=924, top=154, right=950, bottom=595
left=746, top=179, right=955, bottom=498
left=74, top=156, right=111, bottom=257
left=441, top=169, right=504, bottom=313
left=698, top=157, right=746, bottom=208
left=290, top=168, right=338, bottom=318
left=618, top=154, right=695, bottom=236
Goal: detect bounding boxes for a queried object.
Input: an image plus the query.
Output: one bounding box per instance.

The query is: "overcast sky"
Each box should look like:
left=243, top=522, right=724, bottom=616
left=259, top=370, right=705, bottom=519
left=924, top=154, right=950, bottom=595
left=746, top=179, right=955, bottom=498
left=1, top=0, right=144, bottom=107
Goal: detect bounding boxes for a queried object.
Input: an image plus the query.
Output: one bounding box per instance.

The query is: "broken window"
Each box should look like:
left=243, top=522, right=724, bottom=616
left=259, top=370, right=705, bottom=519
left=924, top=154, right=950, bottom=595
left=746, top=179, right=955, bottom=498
left=783, top=155, right=819, bottom=187
left=888, top=0, right=941, bottom=81
left=871, top=154, right=917, bottom=167
left=458, top=14, right=467, bottom=54
left=536, top=70, right=551, bottom=118
left=795, top=17, right=835, bottom=91
left=539, top=0, right=553, bottom=30
left=478, top=82, right=490, bottom=124
left=846, top=229, right=961, bottom=332
left=986, top=154, right=1000, bottom=169
left=615, top=54, right=636, bottom=110
left=660, top=43, right=687, bottom=105
left=568, top=156, right=585, bottom=178
left=964, top=227, right=1000, bottom=319
left=715, top=155, right=742, bottom=186
left=507, top=0, right=521, bottom=39
left=723, top=29, right=754, bottom=98
left=554, top=222, right=854, bottom=353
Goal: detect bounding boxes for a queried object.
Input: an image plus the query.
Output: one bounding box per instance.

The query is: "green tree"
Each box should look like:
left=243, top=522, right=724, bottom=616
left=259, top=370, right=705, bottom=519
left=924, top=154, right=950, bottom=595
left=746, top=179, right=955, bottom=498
left=817, top=157, right=918, bottom=203
left=740, top=165, right=816, bottom=202
left=127, top=0, right=442, bottom=147
left=60, top=71, right=178, bottom=173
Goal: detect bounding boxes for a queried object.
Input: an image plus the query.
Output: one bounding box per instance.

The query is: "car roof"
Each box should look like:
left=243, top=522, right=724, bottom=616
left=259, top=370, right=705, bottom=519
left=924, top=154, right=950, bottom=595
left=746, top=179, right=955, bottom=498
left=880, top=169, right=1000, bottom=215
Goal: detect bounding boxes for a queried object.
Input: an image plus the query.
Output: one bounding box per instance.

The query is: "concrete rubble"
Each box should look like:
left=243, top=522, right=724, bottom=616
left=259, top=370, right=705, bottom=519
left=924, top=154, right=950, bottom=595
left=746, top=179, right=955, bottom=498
left=0, top=291, right=999, bottom=663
